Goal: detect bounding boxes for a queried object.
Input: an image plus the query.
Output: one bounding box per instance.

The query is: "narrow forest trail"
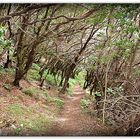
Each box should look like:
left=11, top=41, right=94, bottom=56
left=47, top=85, right=105, bottom=136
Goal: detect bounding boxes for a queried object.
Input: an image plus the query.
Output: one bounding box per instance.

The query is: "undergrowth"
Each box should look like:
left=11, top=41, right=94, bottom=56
left=6, top=104, right=52, bottom=135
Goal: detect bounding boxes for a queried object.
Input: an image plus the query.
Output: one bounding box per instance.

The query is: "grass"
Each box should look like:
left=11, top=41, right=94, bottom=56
left=22, top=87, right=48, bottom=98
left=22, top=86, right=64, bottom=113
left=26, top=63, right=41, bottom=81
left=0, top=66, right=15, bottom=75
left=80, top=99, right=91, bottom=109
left=6, top=103, right=53, bottom=135
left=43, top=70, right=60, bottom=86
left=27, top=69, right=40, bottom=81
left=19, top=114, right=51, bottom=134
left=7, top=104, right=25, bottom=116
left=0, top=63, right=64, bottom=135
left=47, top=96, right=64, bottom=108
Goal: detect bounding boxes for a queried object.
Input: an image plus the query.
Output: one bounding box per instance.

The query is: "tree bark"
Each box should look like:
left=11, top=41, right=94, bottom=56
left=13, top=69, right=23, bottom=87
left=60, top=76, right=69, bottom=94
left=4, top=50, right=10, bottom=68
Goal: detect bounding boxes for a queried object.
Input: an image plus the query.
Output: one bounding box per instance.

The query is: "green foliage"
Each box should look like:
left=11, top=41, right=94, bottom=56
left=44, top=92, right=48, bottom=98
left=22, top=88, right=35, bottom=97
left=69, top=78, right=77, bottom=87
left=67, top=79, right=77, bottom=95
left=80, top=99, right=90, bottom=109
left=95, top=91, right=102, bottom=97
left=0, top=67, right=15, bottom=75
left=32, top=63, right=40, bottom=71
left=0, top=26, right=12, bottom=53
left=29, top=68, right=63, bottom=87
left=3, top=83, right=12, bottom=91
left=24, top=115, right=50, bottom=133
left=114, top=10, right=126, bottom=19
left=107, top=86, right=124, bottom=96
left=75, top=72, right=85, bottom=86
left=67, top=87, right=73, bottom=96
left=47, top=97, right=64, bottom=108
left=7, top=104, right=24, bottom=116
left=22, top=87, right=48, bottom=99
left=6, top=104, right=52, bottom=135
left=67, top=72, right=85, bottom=95
left=0, top=26, right=5, bottom=37
left=107, top=88, right=114, bottom=95
left=27, top=68, right=40, bottom=81
left=87, top=8, right=107, bottom=25
left=42, top=70, right=59, bottom=86
left=45, top=74, right=56, bottom=85
left=114, top=39, right=135, bottom=50
left=134, top=69, right=140, bottom=76
left=114, top=86, right=124, bottom=92
left=14, top=127, right=22, bottom=135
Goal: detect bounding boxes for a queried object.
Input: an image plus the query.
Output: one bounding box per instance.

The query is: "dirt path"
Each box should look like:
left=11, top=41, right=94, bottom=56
left=47, top=85, right=104, bottom=136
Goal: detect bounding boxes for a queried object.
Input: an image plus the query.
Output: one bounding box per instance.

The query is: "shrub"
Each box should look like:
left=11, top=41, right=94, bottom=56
left=22, top=88, right=36, bottom=97
left=0, top=66, right=15, bottom=75
left=80, top=99, right=90, bottom=109
left=27, top=69, right=40, bottom=81
left=3, top=83, right=12, bottom=91
left=32, top=63, right=40, bottom=71
left=47, top=97, right=64, bottom=108
left=7, top=104, right=24, bottom=116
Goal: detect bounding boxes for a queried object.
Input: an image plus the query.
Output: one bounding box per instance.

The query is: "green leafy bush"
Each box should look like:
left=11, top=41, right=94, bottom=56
left=27, top=115, right=50, bottom=133
left=47, top=97, right=64, bottom=108
left=22, top=88, right=36, bottom=97
left=27, top=69, right=40, bottom=81
left=107, top=86, right=124, bottom=96
left=0, top=67, right=15, bottom=75
left=45, top=74, right=56, bottom=85
left=80, top=99, right=90, bottom=109
left=32, top=63, right=40, bottom=71
left=3, top=83, right=12, bottom=91
left=0, top=26, right=12, bottom=54
left=95, top=91, right=102, bottom=97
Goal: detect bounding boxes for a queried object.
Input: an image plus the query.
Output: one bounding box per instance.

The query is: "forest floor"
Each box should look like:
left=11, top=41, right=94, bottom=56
left=0, top=69, right=109, bottom=136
